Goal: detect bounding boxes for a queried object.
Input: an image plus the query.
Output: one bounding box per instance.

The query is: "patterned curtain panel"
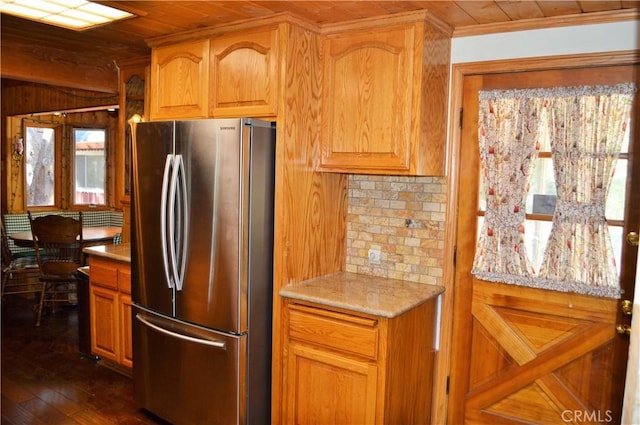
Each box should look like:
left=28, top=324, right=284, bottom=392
left=472, top=90, right=544, bottom=285
left=472, top=83, right=635, bottom=299
left=538, top=83, right=635, bottom=298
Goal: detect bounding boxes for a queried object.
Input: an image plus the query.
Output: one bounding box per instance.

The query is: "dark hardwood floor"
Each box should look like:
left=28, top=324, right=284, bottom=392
left=1, top=296, right=169, bottom=425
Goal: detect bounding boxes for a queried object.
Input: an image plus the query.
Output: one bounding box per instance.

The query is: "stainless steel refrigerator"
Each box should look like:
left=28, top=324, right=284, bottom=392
left=130, top=118, right=275, bottom=425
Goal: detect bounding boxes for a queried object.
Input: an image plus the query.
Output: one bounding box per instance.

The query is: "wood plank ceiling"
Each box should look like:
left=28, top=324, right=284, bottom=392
left=3, top=1, right=639, bottom=63
left=1, top=1, right=638, bottom=93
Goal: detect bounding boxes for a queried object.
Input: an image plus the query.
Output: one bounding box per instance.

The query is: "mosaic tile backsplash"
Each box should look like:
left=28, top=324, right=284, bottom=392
left=346, top=174, right=447, bottom=285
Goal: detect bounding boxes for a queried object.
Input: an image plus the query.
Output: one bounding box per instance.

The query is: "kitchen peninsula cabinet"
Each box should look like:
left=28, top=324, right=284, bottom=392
left=319, top=12, right=451, bottom=176
left=150, top=38, right=210, bottom=119
left=210, top=27, right=279, bottom=117
left=85, top=244, right=132, bottom=371
left=281, top=272, right=444, bottom=424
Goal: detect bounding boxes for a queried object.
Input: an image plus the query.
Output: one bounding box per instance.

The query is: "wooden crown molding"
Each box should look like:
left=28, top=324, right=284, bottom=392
left=454, top=9, right=639, bottom=38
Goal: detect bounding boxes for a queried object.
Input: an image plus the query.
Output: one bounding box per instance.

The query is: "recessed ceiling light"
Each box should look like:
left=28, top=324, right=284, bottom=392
left=0, top=0, right=134, bottom=31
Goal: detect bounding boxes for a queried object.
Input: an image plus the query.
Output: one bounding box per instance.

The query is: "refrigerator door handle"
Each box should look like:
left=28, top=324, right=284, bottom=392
left=167, top=155, right=179, bottom=290
left=136, top=314, right=226, bottom=350
left=160, top=154, right=174, bottom=289
left=170, top=154, right=188, bottom=291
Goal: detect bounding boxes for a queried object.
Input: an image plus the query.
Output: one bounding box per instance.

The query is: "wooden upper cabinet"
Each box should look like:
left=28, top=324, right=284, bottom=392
left=210, top=27, right=279, bottom=117
left=150, top=39, right=210, bottom=119
left=319, top=15, right=451, bottom=175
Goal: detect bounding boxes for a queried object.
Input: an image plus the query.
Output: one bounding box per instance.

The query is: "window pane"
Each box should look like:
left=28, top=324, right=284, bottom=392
left=74, top=128, right=106, bottom=205
left=524, top=220, right=553, bottom=273
left=619, top=121, right=630, bottom=154
left=526, top=157, right=557, bottom=215
left=26, top=126, right=55, bottom=207
left=607, top=158, right=627, bottom=221
left=609, top=225, right=623, bottom=277
left=479, top=172, right=486, bottom=212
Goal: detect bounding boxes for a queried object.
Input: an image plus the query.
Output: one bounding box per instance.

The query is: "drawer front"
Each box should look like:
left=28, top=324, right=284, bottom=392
left=90, top=260, right=118, bottom=290
left=118, top=267, right=131, bottom=294
left=288, top=304, right=378, bottom=360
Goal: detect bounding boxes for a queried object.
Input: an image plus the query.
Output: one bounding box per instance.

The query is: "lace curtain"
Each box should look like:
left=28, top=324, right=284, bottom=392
left=472, top=83, right=635, bottom=298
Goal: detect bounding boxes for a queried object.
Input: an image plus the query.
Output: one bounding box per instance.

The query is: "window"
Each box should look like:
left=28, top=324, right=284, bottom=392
left=473, top=84, right=634, bottom=298
left=73, top=128, right=106, bottom=206
left=25, top=123, right=59, bottom=208
left=480, top=123, right=630, bottom=276
left=22, top=120, right=109, bottom=211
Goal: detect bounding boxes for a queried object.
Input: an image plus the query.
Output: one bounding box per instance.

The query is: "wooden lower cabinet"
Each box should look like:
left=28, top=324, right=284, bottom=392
left=283, top=299, right=437, bottom=424
left=287, top=342, right=379, bottom=423
left=89, top=256, right=132, bottom=370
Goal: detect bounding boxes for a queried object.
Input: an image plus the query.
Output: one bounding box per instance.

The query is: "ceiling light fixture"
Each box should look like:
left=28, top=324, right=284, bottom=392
left=0, top=0, right=134, bottom=31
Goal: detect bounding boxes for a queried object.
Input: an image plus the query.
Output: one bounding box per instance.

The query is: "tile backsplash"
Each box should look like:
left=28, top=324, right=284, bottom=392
left=346, top=174, right=446, bottom=285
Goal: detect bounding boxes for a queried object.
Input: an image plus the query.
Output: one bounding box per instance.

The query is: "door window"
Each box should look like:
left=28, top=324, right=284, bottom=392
left=474, top=84, right=635, bottom=298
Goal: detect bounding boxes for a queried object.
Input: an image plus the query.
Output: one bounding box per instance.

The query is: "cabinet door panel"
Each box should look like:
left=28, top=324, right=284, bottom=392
left=286, top=343, right=377, bottom=425
left=320, top=26, right=414, bottom=173
left=119, top=294, right=133, bottom=368
left=90, top=286, right=119, bottom=362
left=151, top=39, right=210, bottom=119
left=211, top=28, right=278, bottom=117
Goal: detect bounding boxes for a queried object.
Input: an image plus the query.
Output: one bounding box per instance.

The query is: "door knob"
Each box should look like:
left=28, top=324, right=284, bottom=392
left=627, top=231, right=639, bottom=247
left=621, top=300, right=633, bottom=316
left=616, top=324, right=631, bottom=336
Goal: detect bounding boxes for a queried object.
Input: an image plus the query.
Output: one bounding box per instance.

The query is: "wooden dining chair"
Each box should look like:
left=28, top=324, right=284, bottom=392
left=1, top=219, right=43, bottom=315
left=28, top=212, right=83, bottom=326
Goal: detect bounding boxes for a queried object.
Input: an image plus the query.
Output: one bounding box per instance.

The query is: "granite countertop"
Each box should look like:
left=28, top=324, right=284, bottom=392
left=280, top=272, right=444, bottom=318
left=83, top=242, right=131, bottom=263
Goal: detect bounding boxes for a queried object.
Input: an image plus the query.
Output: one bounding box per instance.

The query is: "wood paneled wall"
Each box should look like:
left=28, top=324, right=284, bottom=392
left=2, top=81, right=119, bottom=116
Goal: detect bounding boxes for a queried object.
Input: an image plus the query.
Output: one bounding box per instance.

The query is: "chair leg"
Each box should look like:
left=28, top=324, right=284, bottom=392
left=35, top=281, right=47, bottom=327
left=1, top=272, right=8, bottom=301
left=50, top=286, right=57, bottom=315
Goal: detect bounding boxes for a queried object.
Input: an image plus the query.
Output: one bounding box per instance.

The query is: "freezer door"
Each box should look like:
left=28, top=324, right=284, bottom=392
left=173, top=119, right=246, bottom=332
left=131, top=121, right=175, bottom=316
left=133, top=308, right=245, bottom=425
